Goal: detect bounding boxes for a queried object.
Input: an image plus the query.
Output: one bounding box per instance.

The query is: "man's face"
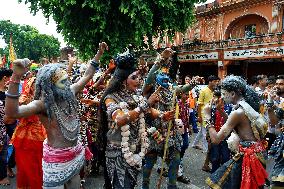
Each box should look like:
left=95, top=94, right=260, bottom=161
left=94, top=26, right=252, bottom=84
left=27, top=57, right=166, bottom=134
left=267, top=83, right=274, bottom=90
left=259, top=78, right=267, bottom=87
left=185, top=77, right=191, bottom=84
left=53, top=69, right=69, bottom=90
left=181, top=93, right=188, bottom=101
left=221, top=89, right=233, bottom=104
left=210, top=80, right=220, bottom=89
left=275, top=79, right=284, bottom=96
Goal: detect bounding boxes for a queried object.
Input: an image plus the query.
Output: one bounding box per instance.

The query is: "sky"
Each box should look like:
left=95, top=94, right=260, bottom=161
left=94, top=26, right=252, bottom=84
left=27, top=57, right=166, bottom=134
left=0, top=0, right=66, bottom=48
left=0, top=0, right=214, bottom=49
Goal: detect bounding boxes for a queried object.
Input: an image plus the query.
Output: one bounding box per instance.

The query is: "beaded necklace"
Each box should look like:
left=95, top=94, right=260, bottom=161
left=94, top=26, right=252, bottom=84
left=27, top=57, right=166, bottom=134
left=51, top=102, right=80, bottom=141
left=114, top=90, right=149, bottom=169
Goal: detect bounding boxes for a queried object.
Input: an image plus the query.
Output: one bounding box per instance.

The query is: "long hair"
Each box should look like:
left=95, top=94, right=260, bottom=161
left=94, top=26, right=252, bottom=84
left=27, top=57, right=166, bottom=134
left=99, top=52, right=137, bottom=127
left=34, top=63, right=77, bottom=120
left=98, top=52, right=137, bottom=187
left=221, top=75, right=260, bottom=112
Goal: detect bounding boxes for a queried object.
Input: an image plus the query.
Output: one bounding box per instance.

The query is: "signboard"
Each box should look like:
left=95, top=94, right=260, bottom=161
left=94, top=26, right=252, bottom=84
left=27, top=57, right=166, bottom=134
left=178, top=52, right=218, bottom=61
left=224, top=46, right=284, bottom=60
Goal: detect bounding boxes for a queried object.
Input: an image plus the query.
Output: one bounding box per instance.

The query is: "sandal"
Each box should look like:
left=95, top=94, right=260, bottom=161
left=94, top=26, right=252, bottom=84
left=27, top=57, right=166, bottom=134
left=202, top=166, right=211, bottom=173
left=7, top=167, right=15, bottom=178
left=0, top=177, right=10, bottom=186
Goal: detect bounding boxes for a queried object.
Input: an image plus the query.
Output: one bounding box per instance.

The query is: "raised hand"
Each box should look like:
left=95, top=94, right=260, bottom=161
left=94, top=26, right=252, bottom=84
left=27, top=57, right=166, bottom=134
left=191, top=76, right=202, bottom=85
left=106, top=59, right=116, bottom=74
left=161, top=48, right=175, bottom=59
left=162, top=110, right=175, bottom=122
left=12, top=58, right=31, bottom=78
left=98, top=42, right=108, bottom=55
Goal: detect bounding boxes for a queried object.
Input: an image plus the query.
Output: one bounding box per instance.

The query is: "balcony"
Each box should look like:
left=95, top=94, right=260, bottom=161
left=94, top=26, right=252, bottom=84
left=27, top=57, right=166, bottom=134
left=220, top=0, right=246, bottom=7
left=177, top=32, right=284, bottom=52
left=195, top=0, right=264, bottom=16
left=195, top=0, right=220, bottom=15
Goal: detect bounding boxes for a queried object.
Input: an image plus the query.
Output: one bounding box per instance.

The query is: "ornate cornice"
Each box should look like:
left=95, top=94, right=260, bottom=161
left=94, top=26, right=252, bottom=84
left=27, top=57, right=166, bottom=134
left=196, top=0, right=272, bottom=17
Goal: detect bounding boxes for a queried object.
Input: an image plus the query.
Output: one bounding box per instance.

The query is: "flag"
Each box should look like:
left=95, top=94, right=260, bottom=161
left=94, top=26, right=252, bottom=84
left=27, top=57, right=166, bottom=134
left=0, top=54, right=2, bottom=67
left=9, top=33, right=16, bottom=68
left=2, top=54, right=6, bottom=67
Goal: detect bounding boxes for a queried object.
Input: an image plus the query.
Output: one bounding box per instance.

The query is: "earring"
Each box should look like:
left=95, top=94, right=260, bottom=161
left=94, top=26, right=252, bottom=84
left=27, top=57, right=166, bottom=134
left=122, top=83, right=127, bottom=90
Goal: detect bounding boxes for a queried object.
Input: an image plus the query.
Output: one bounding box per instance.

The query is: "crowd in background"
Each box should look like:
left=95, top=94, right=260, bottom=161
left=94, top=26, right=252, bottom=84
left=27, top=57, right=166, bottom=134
left=0, top=52, right=283, bottom=189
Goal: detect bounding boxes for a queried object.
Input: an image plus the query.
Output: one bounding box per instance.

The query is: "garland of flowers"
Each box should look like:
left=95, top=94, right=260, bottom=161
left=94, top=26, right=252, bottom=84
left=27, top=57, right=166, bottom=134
left=119, top=95, right=149, bottom=170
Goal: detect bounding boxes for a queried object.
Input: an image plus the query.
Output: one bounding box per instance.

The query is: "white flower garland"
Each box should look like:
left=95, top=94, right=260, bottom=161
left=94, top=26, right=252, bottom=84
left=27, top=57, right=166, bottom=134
left=119, top=95, right=149, bottom=169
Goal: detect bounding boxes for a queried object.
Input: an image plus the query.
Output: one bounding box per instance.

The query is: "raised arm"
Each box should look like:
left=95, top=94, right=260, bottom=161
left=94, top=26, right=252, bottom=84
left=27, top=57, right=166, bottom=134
left=106, top=92, right=160, bottom=127
left=71, top=42, right=108, bottom=95
left=203, top=104, right=240, bottom=144
left=5, top=59, right=44, bottom=119
left=142, top=48, right=175, bottom=96
left=93, top=60, right=115, bottom=89
left=267, top=106, right=280, bottom=126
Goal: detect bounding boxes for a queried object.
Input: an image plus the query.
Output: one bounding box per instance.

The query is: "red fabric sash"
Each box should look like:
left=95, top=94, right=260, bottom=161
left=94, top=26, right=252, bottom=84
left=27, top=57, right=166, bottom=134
left=239, top=142, right=268, bottom=189
left=43, top=141, right=84, bottom=163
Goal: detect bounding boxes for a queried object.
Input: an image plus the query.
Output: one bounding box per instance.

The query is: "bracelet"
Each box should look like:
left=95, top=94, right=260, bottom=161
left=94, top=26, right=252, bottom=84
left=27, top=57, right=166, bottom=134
left=5, top=92, right=20, bottom=99
left=266, top=102, right=274, bottom=108
left=134, top=107, right=141, bottom=114
left=207, top=125, right=215, bottom=129
left=138, top=98, right=150, bottom=112
left=90, top=60, right=100, bottom=70
left=158, top=111, right=164, bottom=119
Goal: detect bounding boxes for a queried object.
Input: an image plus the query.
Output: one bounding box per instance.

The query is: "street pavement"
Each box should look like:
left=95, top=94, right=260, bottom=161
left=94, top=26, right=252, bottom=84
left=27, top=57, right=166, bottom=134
left=1, top=133, right=210, bottom=189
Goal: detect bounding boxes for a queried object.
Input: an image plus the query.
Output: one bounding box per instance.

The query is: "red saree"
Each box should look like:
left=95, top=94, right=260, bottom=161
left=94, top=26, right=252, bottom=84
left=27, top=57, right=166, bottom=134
left=10, top=77, right=47, bottom=189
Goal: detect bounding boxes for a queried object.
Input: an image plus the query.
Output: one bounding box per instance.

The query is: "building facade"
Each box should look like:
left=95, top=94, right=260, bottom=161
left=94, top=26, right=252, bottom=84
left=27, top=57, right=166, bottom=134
left=165, top=0, right=284, bottom=80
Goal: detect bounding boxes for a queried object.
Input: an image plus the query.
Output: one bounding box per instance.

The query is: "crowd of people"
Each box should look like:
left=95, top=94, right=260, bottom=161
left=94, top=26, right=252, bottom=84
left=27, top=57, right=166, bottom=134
left=0, top=42, right=283, bottom=189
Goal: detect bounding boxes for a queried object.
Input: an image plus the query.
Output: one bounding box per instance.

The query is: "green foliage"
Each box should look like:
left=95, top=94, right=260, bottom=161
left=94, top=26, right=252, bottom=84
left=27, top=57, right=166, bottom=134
left=19, top=0, right=204, bottom=61
left=0, top=20, right=60, bottom=62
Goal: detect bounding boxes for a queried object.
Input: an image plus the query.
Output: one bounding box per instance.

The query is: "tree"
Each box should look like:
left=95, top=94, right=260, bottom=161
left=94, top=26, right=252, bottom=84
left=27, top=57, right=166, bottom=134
left=20, top=0, right=204, bottom=60
left=0, top=20, right=60, bottom=62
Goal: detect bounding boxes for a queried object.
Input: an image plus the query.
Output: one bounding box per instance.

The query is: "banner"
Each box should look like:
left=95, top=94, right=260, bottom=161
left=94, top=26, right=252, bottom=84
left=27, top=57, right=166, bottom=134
left=9, top=34, right=16, bottom=68
left=2, top=54, right=6, bottom=68
left=178, top=52, right=218, bottom=62
left=224, top=46, right=284, bottom=60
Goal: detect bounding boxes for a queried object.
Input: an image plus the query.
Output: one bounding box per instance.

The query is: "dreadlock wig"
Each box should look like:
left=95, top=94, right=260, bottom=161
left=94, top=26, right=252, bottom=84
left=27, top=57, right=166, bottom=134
left=221, top=75, right=260, bottom=112
left=34, top=63, right=79, bottom=141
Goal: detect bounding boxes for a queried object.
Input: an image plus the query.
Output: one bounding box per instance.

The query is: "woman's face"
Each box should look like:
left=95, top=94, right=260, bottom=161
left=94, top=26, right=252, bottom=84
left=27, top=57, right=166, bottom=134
left=126, top=71, right=140, bottom=92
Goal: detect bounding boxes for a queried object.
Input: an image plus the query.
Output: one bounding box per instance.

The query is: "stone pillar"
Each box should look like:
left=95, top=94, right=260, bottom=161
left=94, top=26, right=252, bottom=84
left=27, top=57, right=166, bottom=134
left=218, top=60, right=232, bottom=79
left=218, top=60, right=228, bottom=79
left=218, top=65, right=227, bottom=79
left=271, top=3, right=281, bottom=32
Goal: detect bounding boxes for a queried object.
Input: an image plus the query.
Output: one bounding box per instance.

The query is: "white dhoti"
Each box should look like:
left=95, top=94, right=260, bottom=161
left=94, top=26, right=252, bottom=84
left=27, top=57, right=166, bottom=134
left=42, top=139, right=85, bottom=187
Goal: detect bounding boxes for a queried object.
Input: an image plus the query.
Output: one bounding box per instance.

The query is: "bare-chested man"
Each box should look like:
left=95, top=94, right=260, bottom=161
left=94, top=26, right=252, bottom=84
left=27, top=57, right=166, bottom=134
left=204, top=75, right=268, bottom=189
left=5, top=42, right=108, bottom=189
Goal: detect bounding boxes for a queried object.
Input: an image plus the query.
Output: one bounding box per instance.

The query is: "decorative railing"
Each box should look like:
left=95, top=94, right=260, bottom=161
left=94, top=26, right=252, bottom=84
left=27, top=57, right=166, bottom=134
left=176, top=32, right=284, bottom=52
left=196, top=0, right=220, bottom=14
left=195, top=0, right=253, bottom=14
left=220, top=0, right=245, bottom=7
